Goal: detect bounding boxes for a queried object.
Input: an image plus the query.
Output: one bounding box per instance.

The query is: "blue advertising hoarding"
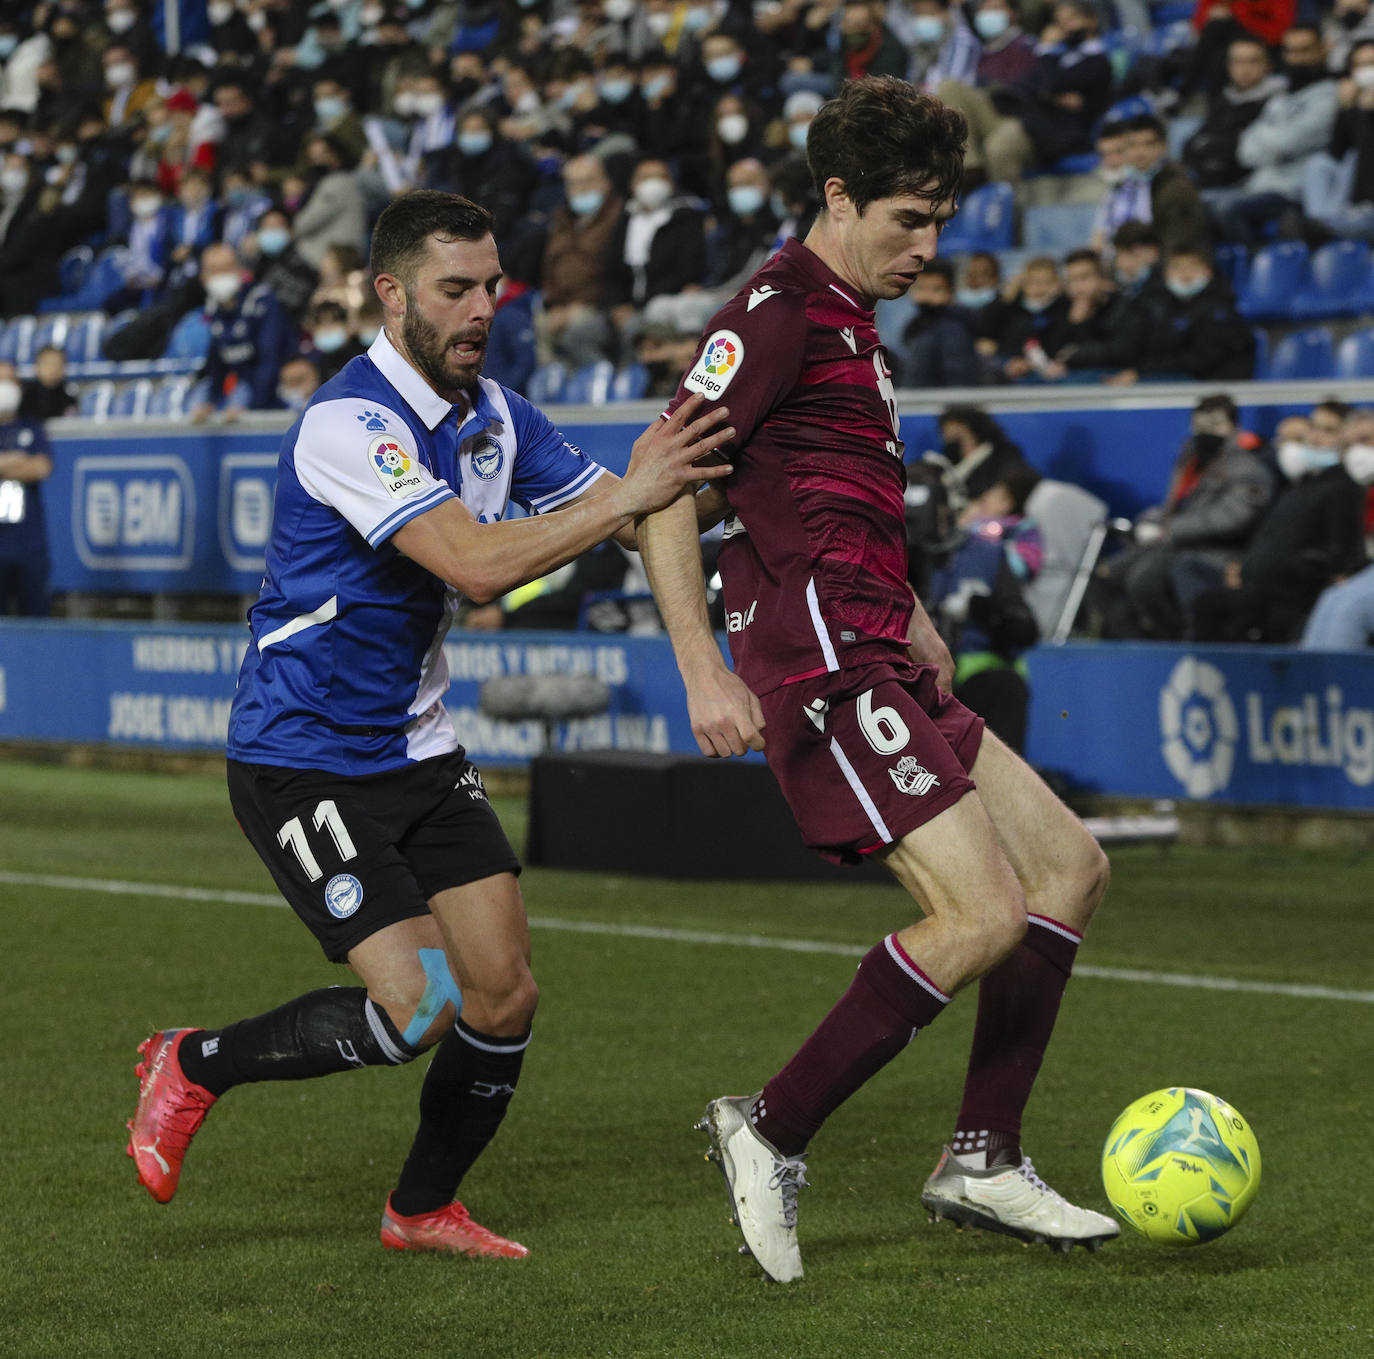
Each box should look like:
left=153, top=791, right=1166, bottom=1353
left=1, top=621, right=1371, bottom=811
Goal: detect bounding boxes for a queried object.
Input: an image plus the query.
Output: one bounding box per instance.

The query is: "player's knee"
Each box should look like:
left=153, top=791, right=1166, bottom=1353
left=1054, top=828, right=1111, bottom=924
left=465, top=967, right=539, bottom=1037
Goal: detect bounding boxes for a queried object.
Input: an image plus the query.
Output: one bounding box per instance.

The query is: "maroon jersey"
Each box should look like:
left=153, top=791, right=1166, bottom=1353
left=669, top=238, right=915, bottom=697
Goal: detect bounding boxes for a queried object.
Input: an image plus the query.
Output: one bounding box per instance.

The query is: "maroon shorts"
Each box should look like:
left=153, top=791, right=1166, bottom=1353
left=759, top=662, right=985, bottom=865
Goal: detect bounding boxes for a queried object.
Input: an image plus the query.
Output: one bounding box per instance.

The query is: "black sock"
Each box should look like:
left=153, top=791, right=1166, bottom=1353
left=389, top=1019, right=530, bottom=1216
left=179, top=987, right=416, bottom=1097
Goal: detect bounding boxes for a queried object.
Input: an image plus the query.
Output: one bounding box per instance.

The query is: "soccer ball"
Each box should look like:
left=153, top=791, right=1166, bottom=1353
left=1101, top=1087, right=1261, bottom=1246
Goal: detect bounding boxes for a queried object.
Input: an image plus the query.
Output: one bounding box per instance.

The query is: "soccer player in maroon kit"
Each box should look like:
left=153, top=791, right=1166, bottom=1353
left=638, top=76, right=1119, bottom=1282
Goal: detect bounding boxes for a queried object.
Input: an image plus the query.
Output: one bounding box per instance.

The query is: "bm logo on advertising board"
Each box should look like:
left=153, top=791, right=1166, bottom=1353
left=74, top=456, right=195, bottom=570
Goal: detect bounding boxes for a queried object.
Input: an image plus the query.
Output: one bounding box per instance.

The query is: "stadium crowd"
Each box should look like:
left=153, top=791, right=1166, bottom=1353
left=0, top=0, right=1372, bottom=650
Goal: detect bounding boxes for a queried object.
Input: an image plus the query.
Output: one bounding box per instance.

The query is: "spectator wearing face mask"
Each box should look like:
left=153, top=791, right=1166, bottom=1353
left=607, top=158, right=707, bottom=317
left=112, top=179, right=172, bottom=307
left=251, top=209, right=318, bottom=320
left=695, top=30, right=777, bottom=112
left=100, top=44, right=157, bottom=130
left=1105, top=243, right=1255, bottom=385
left=634, top=53, right=700, bottom=183
left=304, top=298, right=365, bottom=384
left=1325, top=0, right=1374, bottom=71
left=1184, top=0, right=1296, bottom=99
left=1189, top=401, right=1366, bottom=643
left=993, top=256, right=1068, bottom=382
left=291, top=133, right=368, bottom=272
left=833, top=2, right=910, bottom=85
left=1205, top=24, right=1339, bottom=245
left=221, top=169, right=273, bottom=251
left=537, top=152, right=624, bottom=364
left=905, top=0, right=982, bottom=92
left=205, top=0, right=259, bottom=60
left=1181, top=38, right=1283, bottom=191
left=890, top=259, right=981, bottom=389
left=702, top=92, right=769, bottom=202
left=420, top=109, right=538, bottom=247
left=1095, top=393, right=1275, bottom=639
left=192, top=241, right=297, bottom=424
left=1299, top=422, right=1374, bottom=651
left=167, top=167, right=221, bottom=277
left=705, top=156, right=781, bottom=290
left=582, top=54, right=644, bottom=143
left=1307, top=39, right=1374, bottom=236
left=0, top=149, right=37, bottom=258
left=0, top=359, right=54, bottom=617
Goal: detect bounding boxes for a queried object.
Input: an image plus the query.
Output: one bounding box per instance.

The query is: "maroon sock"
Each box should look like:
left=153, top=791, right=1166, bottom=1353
left=751, top=935, right=950, bottom=1157
left=952, top=914, right=1081, bottom=1163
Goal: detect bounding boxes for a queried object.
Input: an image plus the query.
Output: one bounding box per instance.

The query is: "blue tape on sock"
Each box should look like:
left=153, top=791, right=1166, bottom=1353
left=403, top=947, right=464, bottom=1047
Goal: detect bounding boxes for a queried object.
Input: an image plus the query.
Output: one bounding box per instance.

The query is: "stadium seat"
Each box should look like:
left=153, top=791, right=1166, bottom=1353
left=59, top=246, right=93, bottom=298
left=1023, top=478, right=1110, bottom=643
left=1250, top=327, right=1268, bottom=379
left=31, top=314, right=72, bottom=359
left=163, top=308, right=212, bottom=364
left=563, top=360, right=616, bottom=405
left=525, top=362, right=568, bottom=405
left=1335, top=327, right=1374, bottom=379
left=1023, top=202, right=1102, bottom=254
left=1214, top=242, right=1249, bottom=293
left=77, top=380, right=115, bottom=419
left=609, top=363, right=650, bottom=401
left=109, top=379, right=154, bottom=418
left=65, top=312, right=107, bottom=366
left=941, top=182, right=1015, bottom=252
left=147, top=375, right=195, bottom=418
left=1237, top=242, right=1311, bottom=321
left=1262, top=327, right=1335, bottom=381
left=1292, top=239, right=1374, bottom=320
left=1, top=315, right=38, bottom=366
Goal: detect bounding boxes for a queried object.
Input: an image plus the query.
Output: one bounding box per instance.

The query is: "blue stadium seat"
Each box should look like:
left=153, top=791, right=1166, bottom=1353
left=1335, top=328, right=1374, bottom=379
left=609, top=363, right=650, bottom=401
left=109, top=379, right=153, bottom=419
left=563, top=360, right=615, bottom=405
left=1250, top=327, right=1268, bottom=380
left=1293, top=240, right=1374, bottom=320
left=64, top=312, right=106, bottom=366
left=31, top=314, right=72, bottom=360
left=1262, top=327, right=1335, bottom=381
left=1237, top=242, right=1311, bottom=321
left=77, top=381, right=115, bottom=419
left=59, top=246, right=93, bottom=297
left=525, top=362, right=567, bottom=405
left=147, top=376, right=194, bottom=418
left=875, top=292, right=918, bottom=349
left=1168, top=115, right=1203, bottom=161
left=1214, top=242, right=1249, bottom=294
left=2, top=315, right=38, bottom=365
left=1022, top=202, right=1102, bottom=254
left=163, top=308, right=211, bottom=364
left=942, top=182, right=1015, bottom=252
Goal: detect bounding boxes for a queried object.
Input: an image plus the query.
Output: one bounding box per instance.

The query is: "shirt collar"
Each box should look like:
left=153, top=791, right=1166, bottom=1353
left=368, top=328, right=458, bottom=432
left=778, top=237, right=872, bottom=315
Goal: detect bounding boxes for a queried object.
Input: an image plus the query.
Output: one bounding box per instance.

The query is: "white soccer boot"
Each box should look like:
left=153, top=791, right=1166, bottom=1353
left=921, top=1146, right=1120, bottom=1252
left=697, top=1095, right=808, bottom=1283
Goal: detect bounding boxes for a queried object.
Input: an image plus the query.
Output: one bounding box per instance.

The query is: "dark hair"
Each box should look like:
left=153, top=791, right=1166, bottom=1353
left=1316, top=398, right=1353, bottom=422
left=1195, top=393, right=1238, bottom=424
left=921, top=258, right=956, bottom=284
left=369, top=190, right=495, bottom=286
left=807, top=76, right=966, bottom=213
left=1001, top=464, right=1041, bottom=515
left=1096, top=118, right=1129, bottom=141
left=1112, top=220, right=1160, bottom=251
left=966, top=249, right=1001, bottom=279
left=939, top=403, right=1005, bottom=448
left=1064, top=247, right=1104, bottom=272
left=312, top=299, right=348, bottom=324
left=1165, top=239, right=1213, bottom=266
left=1125, top=113, right=1166, bottom=140
left=1348, top=39, right=1374, bottom=72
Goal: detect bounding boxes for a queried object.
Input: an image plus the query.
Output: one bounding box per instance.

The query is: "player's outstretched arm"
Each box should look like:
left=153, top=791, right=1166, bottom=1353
left=906, top=588, right=956, bottom=693
left=638, top=492, right=765, bottom=757
left=392, top=396, right=733, bottom=604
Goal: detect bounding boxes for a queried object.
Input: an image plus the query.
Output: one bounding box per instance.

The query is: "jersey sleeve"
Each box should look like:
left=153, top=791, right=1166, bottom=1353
left=665, top=289, right=807, bottom=454
left=293, top=397, right=456, bottom=548
left=504, top=387, right=610, bottom=514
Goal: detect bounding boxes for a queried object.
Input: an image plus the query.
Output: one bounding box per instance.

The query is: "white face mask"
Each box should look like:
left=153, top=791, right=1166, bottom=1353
left=105, top=61, right=136, bottom=88
left=1098, top=162, right=1128, bottom=186
left=645, top=11, right=673, bottom=36
left=634, top=176, right=672, bottom=210
left=0, top=379, right=20, bottom=416
left=604, top=0, right=636, bottom=19
left=204, top=272, right=242, bottom=304
left=208, top=1, right=235, bottom=23
left=1354, top=65, right=1374, bottom=89
left=0, top=166, right=27, bottom=195
left=1344, top=442, right=1374, bottom=484
left=106, top=9, right=137, bottom=34
left=717, top=113, right=749, bottom=145
left=1277, top=440, right=1340, bottom=481
left=130, top=194, right=161, bottom=218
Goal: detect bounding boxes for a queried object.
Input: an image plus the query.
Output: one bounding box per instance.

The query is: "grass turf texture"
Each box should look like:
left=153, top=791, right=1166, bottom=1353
left=2, top=760, right=1372, bottom=1359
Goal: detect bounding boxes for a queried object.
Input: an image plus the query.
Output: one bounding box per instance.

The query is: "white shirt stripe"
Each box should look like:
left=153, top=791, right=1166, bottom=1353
left=257, top=596, right=338, bottom=653
left=806, top=577, right=840, bottom=673
left=828, top=734, right=892, bottom=843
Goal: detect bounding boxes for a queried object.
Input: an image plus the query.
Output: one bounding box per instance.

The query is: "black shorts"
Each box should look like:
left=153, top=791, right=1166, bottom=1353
left=227, top=750, right=521, bottom=963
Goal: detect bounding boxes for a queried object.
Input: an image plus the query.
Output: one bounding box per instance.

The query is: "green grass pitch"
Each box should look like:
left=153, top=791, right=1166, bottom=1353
left=1, top=759, right=1372, bottom=1358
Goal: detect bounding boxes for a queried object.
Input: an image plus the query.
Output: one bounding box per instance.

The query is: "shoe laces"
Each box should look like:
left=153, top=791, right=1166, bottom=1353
left=767, top=1155, right=809, bottom=1229
left=1017, top=1156, right=1061, bottom=1200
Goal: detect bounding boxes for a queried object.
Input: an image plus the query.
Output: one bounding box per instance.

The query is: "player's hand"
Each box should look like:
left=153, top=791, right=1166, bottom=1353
left=686, top=663, right=765, bottom=757
left=622, top=394, right=734, bottom=518
left=906, top=605, right=956, bottom=694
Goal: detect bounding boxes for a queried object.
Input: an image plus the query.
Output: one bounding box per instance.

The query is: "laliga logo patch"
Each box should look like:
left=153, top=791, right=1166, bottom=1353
left=470, top=434, right=504, bottom=481
left=684, top=328, right=743, bottom=399
left=1159, top=655, right=1237, bottom=798
left=356, top=409, right=389, bottom=432
left=324, top=873, right=364, bottom=919
left=369, top=434, right=425, bottom=499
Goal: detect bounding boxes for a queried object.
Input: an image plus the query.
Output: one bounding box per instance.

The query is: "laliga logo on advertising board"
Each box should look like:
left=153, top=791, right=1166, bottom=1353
left=1159, top=656, right=1374, bottom=797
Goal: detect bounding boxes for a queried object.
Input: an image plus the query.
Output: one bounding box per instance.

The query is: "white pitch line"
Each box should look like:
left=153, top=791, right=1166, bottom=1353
left=4, top=868, right=1373, bottom=1006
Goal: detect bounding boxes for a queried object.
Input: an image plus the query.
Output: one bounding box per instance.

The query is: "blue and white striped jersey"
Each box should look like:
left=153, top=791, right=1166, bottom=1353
left=227, top=331, right=608, bottom=775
